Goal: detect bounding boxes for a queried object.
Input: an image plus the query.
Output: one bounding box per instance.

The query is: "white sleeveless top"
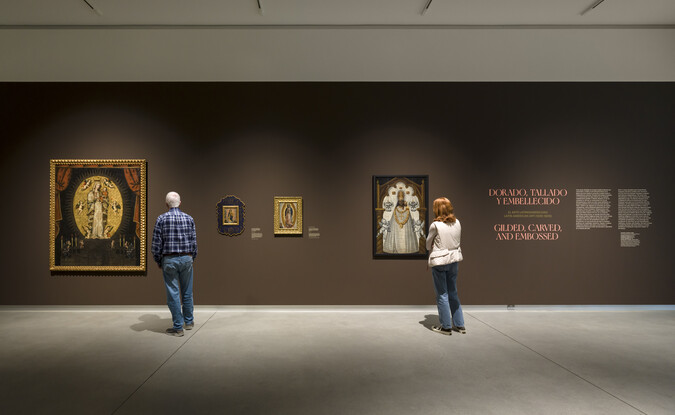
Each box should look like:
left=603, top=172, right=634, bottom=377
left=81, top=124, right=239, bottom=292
left=426, top=219, right=461, bottom=253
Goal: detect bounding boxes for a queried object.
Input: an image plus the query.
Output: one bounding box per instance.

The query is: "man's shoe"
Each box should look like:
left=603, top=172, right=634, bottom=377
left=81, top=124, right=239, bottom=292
left=452, top=326, right=467, bottom=334
left=184, top=323, right=194, bottom=330
left=166, top=328, right=184, bottom=337
left=431, top=325, right=452, bottom=335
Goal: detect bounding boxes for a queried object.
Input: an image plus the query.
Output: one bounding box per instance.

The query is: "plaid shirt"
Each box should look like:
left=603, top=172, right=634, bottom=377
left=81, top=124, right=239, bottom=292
left=151, top=207, right=197, bottom=265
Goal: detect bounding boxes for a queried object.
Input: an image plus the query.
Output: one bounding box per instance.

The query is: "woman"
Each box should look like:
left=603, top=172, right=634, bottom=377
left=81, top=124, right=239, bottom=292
left=426, top=197, right=466, bottom=335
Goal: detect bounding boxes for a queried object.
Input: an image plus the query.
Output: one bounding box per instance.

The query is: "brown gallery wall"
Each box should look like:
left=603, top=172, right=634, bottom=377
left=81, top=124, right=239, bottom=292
left=0, top=83, right=673, bottom=305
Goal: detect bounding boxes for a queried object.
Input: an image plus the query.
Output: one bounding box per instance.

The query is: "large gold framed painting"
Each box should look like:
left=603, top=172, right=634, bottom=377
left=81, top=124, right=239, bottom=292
left=50, top=159, right=147, bottom=271
left=373, top=176, right=429, bottom=258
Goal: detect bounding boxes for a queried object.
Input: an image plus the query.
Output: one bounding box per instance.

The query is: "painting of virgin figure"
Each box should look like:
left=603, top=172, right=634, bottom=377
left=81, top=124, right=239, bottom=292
left=50, top=159, right=147, bottom=271
left=223, top=206, right=239, bottom=226
left=217, top=195, right=246, bottom=237
left=274, top=197, right=303, bottom=235
left=373, top=176, right=428, bottom=258
left=281, top=202, right=297, bottom=229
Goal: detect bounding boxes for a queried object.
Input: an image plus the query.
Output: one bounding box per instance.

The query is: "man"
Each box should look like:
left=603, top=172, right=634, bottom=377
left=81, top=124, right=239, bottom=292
left=151, top=191, right=197, bottom=337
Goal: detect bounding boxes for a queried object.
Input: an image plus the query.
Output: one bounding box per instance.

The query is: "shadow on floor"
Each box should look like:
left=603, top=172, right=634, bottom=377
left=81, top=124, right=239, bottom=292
left=419, top=314, right=440, bottom=331
left=130, top=314, right=173, bottom=334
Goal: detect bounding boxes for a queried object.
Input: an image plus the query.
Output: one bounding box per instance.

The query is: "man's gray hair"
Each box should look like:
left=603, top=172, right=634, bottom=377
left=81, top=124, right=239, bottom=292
left=166, top=192, right=181, bottom=208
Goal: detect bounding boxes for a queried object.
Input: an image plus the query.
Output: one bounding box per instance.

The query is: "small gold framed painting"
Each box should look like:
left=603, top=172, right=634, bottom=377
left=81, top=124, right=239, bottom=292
left=222, top=206, right=239, bottom=226
left=274, top=196, right=303, bottom=235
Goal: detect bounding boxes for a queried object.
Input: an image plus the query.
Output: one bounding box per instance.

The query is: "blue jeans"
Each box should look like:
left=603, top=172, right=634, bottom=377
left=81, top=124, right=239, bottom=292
left=432, top=262, right=465, bottom=329
left=162, top=255, right=194, bottom=330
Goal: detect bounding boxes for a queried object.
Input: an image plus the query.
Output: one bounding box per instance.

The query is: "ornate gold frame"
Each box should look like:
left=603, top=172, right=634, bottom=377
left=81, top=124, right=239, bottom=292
left=274, top=196, right=303, bottom=235
left=50, top=159, right=147, bottom=272
left=222, top=206, right=240, bottom=226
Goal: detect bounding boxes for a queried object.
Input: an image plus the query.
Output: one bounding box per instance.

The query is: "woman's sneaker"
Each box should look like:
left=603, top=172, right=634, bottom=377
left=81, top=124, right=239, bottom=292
left=452, top=326, right=466, bottom=334
left=166, top=328, right=184, bottom=337
left=431, top=325, right=452, bottom=335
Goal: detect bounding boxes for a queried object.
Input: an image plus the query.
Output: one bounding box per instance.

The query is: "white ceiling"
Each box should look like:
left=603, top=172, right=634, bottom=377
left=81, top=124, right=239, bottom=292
left=1, top=0, right=674, bottom=26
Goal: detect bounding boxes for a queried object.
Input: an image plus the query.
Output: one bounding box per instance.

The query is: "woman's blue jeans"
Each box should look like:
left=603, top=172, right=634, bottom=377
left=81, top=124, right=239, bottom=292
left=162, top=255, right=194, bottom=330
left=431, top=262, right=465, bottom=329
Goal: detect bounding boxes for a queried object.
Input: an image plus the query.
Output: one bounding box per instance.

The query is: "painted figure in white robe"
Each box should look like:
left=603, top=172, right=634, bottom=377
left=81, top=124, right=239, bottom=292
left=86, top=182, right=109, bottom=239
left=379, top=182, right=425, bottom=254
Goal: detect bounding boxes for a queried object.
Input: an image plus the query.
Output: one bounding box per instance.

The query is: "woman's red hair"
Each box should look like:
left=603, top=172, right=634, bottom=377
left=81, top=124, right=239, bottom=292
left=433, top=197, right=456, bottom=223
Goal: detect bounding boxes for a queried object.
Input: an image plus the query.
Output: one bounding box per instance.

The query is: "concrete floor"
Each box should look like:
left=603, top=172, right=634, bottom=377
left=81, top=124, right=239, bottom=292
left=0, top=308, right=673, bottom=415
